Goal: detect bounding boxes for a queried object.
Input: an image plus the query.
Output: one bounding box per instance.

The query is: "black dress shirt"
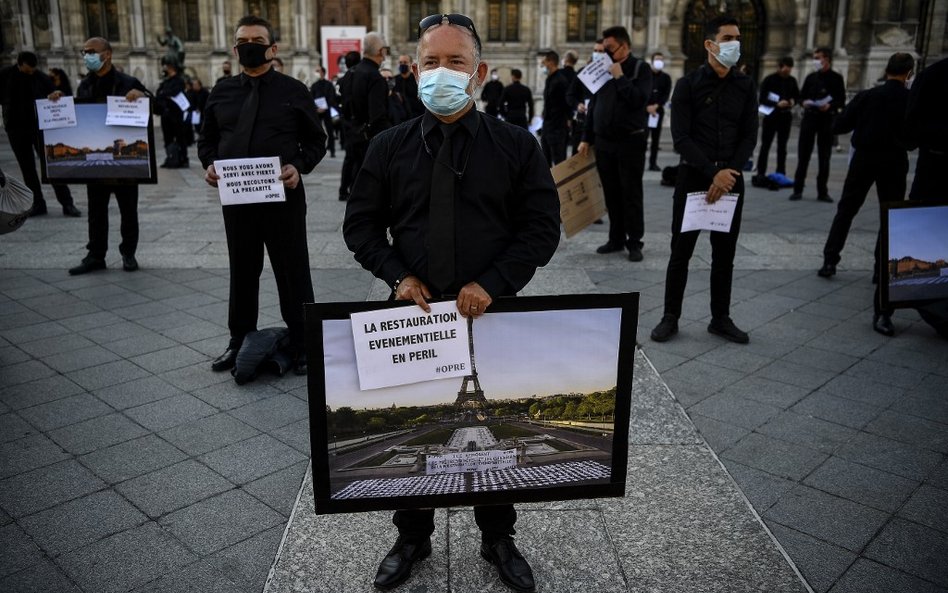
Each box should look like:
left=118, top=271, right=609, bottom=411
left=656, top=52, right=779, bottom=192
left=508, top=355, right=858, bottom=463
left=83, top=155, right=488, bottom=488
left=0, top=66, right=55, bottom=131
left=799, top=69, right=846, bottom=116
left=583, top=56, right=653, bottom=147
left=393, top=73, right=423, bottom=117
left=76, top=66, right=149, bottom=100
left=310, top=78, right=338, bottom=109
left=542, top=69, right=571, bottom=130
left=480, top=79, right=504, bottom=111
left=833, top=79, right=909, bottom=153
left=648, top=70, right=672, bottom=108
left=500, top=82, right=534, bottom=120
left=904, top=56, right=948, bottom=153
left=343, top=108, right=561, bottom=298
left=156, top=73, right=186, bottom=117
left=198, top=68, right=326, bottom=176
left=671, top=63, right=759, bottom=179
left=342, top=59, right=390, bottom=138
left=758, top=72, right=800, bottom=116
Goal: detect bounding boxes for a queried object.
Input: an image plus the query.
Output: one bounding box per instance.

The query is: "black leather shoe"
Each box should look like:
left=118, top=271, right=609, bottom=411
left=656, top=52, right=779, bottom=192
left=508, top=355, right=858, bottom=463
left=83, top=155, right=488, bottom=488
left=596, top=241, right=624, bottom=254
left=628, top=247, right=643, bottom=262
left=817, top=194, right=834, bottom=203
left=62, top=204, right=82, bottom=217
left=650, top=315, right=678, bottom=342
left=211, top=346, right=240, bottom=372
left=68, top=257, right=106, bottom=276
left=817, top=263, right=836, bottom=278
left=31, top=204, right=48, bottom=216
left=480, top=537, right=536, bottom=593
left=708, top=316, right=750, bottom=344
left=374, top=536, right=431, bottom=590
left=293, top=351, right=307, bottom=376
left=648, top=164, right=661, bottom=172
left=873, top=314, right=895, bottom=337
left=788, top=192, right=802, bottom=201
left=122, top=255, right=139, bottom=272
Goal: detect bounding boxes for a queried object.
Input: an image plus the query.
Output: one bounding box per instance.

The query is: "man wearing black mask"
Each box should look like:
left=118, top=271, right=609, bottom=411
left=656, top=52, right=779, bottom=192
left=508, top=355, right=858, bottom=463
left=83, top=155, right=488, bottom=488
left=0, top=51, right=80, bottom=217
left=215, top=60, right=233, bottom=86
left=200, top=15, right=327, bottom=375
left=394, top=54, right=423, bottom=117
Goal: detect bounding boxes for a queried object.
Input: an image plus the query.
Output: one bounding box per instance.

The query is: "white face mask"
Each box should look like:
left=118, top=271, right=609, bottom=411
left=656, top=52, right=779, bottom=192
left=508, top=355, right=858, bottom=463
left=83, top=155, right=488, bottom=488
left=713, top=41, right=741, bottom=69
left=813, top=59, right=824, bottom=71
left=652, top=59, right=664, bottom=71
left=491, top=73, right=498, bottom=81
left=591, top=51, right=606, bottom=62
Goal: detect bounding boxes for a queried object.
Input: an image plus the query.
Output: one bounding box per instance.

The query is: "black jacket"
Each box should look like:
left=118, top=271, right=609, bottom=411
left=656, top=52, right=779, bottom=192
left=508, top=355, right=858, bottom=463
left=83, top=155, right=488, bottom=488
left=833, top=79, right=909, bottom=153
left=758, top=72, right=800, bottom=117
left=583, top=56, right=653, bottom=147
left=648, top=70, right=672, bottom=110
left=500, top=82, right=534, bottom=121
left=904, top=56, right=948, bottom=152
left=799, top=68, right=846, bottom=116
left=342, top=59, right=390, bottom=139
left=76, top=67, right=149, bottom=100
left=541, top=69, right=572, bottom=131
left=0, top=66, right=55, bottom=131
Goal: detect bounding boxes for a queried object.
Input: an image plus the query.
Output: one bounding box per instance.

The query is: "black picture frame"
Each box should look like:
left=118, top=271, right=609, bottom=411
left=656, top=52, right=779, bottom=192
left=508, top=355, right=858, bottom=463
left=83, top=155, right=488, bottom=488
left=880, top=200, right=948, bottom=309
left=37, top=98, right=158, bottom=185
left=306, top=293, right=638, bottom=515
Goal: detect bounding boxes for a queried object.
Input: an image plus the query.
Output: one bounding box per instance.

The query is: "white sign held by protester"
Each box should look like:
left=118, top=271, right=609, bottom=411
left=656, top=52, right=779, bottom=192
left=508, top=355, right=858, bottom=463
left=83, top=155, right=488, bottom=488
left=681, top=192, right=739, bottom=233
left=35, top=97, right=77, bottom=130
left=349, top=301, right=471, bottom=390
left=105, top=97, right=150, bottom=127
left=648, top=113, right=660, bottom=128
left=171, top=92, right=190, bottom=112
left=315, top=97, right=329, bottom=110
left=214, top=156, right=286, bottom=205
left=577, top=54, right=615, bottom=94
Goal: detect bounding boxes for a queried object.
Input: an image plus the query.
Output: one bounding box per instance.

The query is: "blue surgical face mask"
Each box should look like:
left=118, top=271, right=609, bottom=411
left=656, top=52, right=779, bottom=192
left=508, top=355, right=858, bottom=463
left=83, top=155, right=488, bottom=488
left=713, top=40, right=741, bottom=69
left=418, top=66, right=477, bottom=116
left=84, top=52, right=103, bottom=72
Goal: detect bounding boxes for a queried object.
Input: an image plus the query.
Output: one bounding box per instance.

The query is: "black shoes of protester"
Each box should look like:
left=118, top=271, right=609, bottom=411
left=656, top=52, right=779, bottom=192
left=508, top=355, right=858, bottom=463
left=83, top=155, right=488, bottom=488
left=63, top=204, right=82, bottom=217
left=628, top=247, right=643, bottom=262
left=293, top=351, right=307, bottom=376
left=596, top=241, right=624, bottom=254
left=788, top=192, right=802, bottom=201
left=873, top=314, right=895, bottom=337
left=122, top=255, right=139, bottom=272
left=708, top=316, right=750, bottom=344
left=480, top=537, right=536, bottom=593
left=68, top=256, right=106, bottom=276
left=211, top=346, right=240, bottom=372
left=648, top=164, right=662, bottom=172
left=817, top=263, right=836, bottom=278
left=650, top=315, right=679, bottom=342
left=30, top=204, right=48, bottom=216
left=373, top=536, right=432, bottom=590
left=817, top=194, right=834, bottom=203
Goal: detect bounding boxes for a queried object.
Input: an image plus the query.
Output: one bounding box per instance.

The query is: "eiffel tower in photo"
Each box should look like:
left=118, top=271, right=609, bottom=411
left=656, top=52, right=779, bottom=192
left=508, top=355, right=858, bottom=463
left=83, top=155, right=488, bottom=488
left=455, top=316, right=487, bottom=408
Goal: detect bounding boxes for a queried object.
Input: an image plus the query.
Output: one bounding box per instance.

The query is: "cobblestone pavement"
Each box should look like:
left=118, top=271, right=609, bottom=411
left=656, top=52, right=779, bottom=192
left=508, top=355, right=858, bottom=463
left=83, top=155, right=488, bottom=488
left=1, top=123, right=946, bottom=593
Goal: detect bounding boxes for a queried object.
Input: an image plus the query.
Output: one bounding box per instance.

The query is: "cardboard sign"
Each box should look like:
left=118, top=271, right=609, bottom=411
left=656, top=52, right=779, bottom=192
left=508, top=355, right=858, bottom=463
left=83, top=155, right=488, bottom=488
left=349, top=301, right=471, bottom=390
left=577, top=54, right=614, bottom=94
left=36, top=97, right=78, bottom=130
left=106, top=97, right=150, bottom=127
left=551, top=149, right=607, bottom=238
left=681, top=192, right=739, bottom=233
left=214, top=156, right=286, bottom=205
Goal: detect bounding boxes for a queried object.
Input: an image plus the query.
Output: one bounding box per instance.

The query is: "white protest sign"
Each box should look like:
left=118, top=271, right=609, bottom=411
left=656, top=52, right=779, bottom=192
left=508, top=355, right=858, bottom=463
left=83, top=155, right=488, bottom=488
left=35, top=97, right=77, bottom=130
left=426, top=449, right=518, bottom=475
left=106, top=96, right=150, bottom=127
left=171, top=92, right=190, bottom=112
left=190, top=111, right=201, bottom=126
left=681, top=192, right=739, bottom=233
left=315, top=97, right=329, bottom=110
left=758, top=104, right=775, bottom=116
left=647, top=112, right=660, bottom=128
left=577, top=54, right=614, bottom=94
left=214, top=156, right=286, bottom=205
left=349, top=301, right=471, bottom=390
left=767, top=92, right=781, bottom=103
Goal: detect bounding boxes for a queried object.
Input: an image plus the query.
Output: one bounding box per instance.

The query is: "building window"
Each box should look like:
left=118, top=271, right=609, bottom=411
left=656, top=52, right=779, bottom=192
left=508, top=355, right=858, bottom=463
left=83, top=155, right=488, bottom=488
left=487, top=0, right=520, bottom=42
left=567, top=0, right=600, bottom=43
left=83, top=0, right=120, bottom=41
left=408, top=0, right=440, bottom=40
left=246, top=1, right=280, bottom=40
left=166, top=0, right=200, bottom=42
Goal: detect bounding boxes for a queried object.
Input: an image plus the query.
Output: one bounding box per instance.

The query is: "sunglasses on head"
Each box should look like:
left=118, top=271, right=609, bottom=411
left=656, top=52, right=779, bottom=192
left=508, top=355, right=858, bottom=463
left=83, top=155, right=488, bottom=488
left=418, top=13, right=481, bottom=50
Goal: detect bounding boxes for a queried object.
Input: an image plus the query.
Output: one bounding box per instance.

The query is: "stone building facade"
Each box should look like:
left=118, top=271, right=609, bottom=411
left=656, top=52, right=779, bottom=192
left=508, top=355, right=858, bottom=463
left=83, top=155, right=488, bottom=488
left=1, top=1, right=945, bottom=95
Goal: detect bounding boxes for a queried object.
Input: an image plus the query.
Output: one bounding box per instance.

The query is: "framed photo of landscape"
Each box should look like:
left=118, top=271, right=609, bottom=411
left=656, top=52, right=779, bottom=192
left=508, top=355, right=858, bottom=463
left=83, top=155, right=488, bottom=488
left=38, top=99, right=157, bottom=185
left=880, top=201, right=948, bottom=309
left=305, top=293, right=638, bottom=515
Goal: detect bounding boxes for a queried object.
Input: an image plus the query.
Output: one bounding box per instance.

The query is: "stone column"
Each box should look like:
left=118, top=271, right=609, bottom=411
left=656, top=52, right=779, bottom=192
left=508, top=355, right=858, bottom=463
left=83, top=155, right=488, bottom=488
left=833, top=0, right=850, bottom=88
left=646, top=0, right=661, bottom=54
left=49, top=0, right=64, bottom=50
left=18, top=0, right=35, bottom=49
left=805, top=0, right=819, bottom=52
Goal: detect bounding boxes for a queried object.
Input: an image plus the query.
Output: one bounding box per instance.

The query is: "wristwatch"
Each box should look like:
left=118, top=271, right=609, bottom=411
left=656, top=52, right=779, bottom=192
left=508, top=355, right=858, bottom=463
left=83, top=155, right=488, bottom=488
left=392, top=271, right=411, bottom=292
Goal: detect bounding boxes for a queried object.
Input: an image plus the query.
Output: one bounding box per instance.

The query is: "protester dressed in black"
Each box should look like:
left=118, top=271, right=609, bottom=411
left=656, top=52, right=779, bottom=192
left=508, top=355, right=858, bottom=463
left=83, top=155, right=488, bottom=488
left=310, top=67, right=338, bottom=157
left=540, top=51, right=571, bottom=166
left=647, top=53, right=673, bottom=171
left=754, top=57, right=799, bottom=182
left=904, top=56, right=948, bottom=202
left=199, top=16, right=327, bottom=375
left=480, top=70, right=504, bottom=116
left=155, top=59, right=189, bottom=168
left=651, top=15, right=758, bottom=345
left=499, top=71, right=533, bottom=129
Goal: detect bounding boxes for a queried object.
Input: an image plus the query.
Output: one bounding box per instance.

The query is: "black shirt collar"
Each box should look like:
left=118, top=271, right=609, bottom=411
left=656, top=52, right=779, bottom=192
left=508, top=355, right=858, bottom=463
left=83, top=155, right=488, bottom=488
left=422, top=106, right=480, bottom=139
left=240, top=66, right=278, bottom=87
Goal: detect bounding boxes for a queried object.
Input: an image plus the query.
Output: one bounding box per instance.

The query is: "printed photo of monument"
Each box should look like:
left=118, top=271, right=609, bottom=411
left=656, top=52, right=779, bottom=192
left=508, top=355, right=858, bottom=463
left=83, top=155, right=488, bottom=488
left=317, top=307, right=623, bottom=504
left=41, top=103, right=152, bottom=181
left=886, top=204, right=948, bottom=304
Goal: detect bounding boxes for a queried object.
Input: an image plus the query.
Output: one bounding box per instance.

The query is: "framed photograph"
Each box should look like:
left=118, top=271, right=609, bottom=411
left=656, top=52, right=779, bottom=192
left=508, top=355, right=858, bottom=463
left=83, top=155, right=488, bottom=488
left=306, top=293, right=638, bottom=515
left=881, top=201, right=948, bottom=309
left=38, top=99, right=157, bottom=185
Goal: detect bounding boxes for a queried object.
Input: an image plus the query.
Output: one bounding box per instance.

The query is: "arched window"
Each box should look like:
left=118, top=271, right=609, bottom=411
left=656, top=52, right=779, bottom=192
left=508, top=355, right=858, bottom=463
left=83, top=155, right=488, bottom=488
left=247, top=1, right=281, bottom=40
left=83, top=0, right=120, bottom=41
left=566, top=0, right=600, bottom=43
left=167, top=0, right=200, bottom=42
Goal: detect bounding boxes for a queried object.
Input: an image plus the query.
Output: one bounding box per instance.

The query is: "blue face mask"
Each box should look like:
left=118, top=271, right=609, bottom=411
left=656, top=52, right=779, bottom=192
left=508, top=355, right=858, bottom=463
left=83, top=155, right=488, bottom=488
left=84, top=52, right=103, bottom=72
left=713, top=41, right=741, bottom=69
left=418, top=66, right=477, bottom=116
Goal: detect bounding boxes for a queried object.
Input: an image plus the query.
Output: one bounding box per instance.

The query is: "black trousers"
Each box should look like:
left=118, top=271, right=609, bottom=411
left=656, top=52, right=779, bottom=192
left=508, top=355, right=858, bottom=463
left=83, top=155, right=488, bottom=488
left=506, top=114, right=529, bottom=129
left=320, top=113, right=335, bottom=156
left=222, top=188, right=314, bottom=351
left=756, top=112, right=792, bottom=176
left=663, top=164, right=745, bottom=319
left=541, top=126, right=568, bottom=166
left=793, top=113, right=834, bottom=196
left=160, top=114, right=189, bottom=163
left=648, top=108, right=665, bottom=167
left=909, top=148, right=948, bottom=203
left=340, top=139, right=367, bottom=199
left=595, top=135, right=647, bottom=250
left=7, top=127, right=74, bottom=209
left=393, top=504, right=516, bottom=541
left=86, top=184, right=138, bottom=260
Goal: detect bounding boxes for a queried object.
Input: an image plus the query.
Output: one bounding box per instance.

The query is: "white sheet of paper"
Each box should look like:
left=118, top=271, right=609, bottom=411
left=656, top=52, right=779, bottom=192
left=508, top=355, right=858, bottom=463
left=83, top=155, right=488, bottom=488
left=329, top=106, right=340, bottom=119
left=171, top=92, right=190, bottom=112
left=758, top=104, right=775, bottom=116
left=767, top=92, right=781, bottom=103
left=35, top=97, right=77, bottom=130
left=577, top=54, right=615, bottom=94
left=314, top=97, right=329, bottom=110
left=190, top=111, right=201, bottom=125
left=105, top=97, right=150, bottom=127
left=528, top=115, right=543, bottom=134
left=214, top=156, right=286, bottom=206
left=681, top=192, right=739, bottom=233
left=349, top=301, right=471, bottom=390
left=810, top=95, right=832, bottom=107
left=648, top=113, right=660, bottom=128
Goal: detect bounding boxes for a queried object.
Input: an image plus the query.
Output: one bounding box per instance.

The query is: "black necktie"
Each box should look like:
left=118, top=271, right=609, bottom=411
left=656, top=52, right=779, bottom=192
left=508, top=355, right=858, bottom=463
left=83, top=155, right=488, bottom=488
left=230, top=76, right=260, bottom=156
left=428, top=123, right=457, bottom=292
